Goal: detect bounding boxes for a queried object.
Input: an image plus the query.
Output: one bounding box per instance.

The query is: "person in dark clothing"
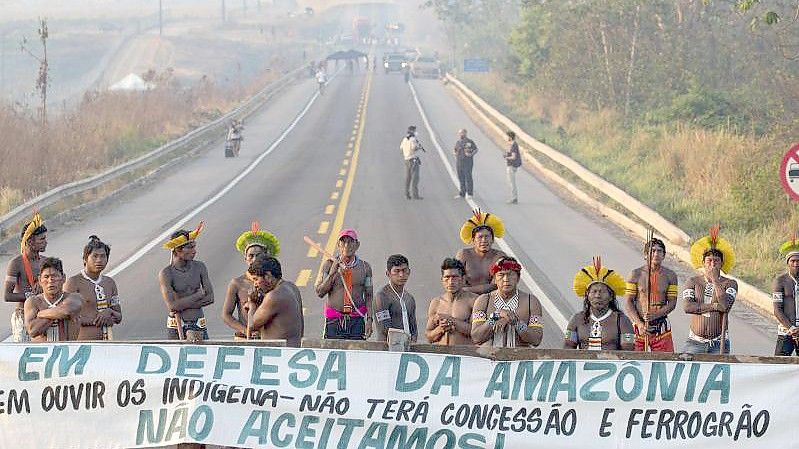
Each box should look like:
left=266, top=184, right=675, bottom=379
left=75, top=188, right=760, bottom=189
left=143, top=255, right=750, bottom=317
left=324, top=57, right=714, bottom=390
left=504, top=130, right=522, bottom=204
left=453, top=129, right=478, bottom=199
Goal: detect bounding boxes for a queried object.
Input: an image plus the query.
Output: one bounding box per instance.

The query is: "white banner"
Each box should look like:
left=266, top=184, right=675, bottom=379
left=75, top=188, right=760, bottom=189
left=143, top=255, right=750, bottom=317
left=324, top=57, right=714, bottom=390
left=0, top=343, right=793, bottom=448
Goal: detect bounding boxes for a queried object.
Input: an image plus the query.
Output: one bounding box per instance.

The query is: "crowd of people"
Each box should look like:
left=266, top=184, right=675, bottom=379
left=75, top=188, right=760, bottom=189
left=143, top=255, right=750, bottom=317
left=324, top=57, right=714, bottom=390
left=7, top=206, right=799, bottom=357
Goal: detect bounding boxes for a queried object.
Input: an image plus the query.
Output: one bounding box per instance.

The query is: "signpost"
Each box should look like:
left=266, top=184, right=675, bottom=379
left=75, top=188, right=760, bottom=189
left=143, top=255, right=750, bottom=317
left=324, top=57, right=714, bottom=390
left=779, top=143, right=799, bottom=201
left=463, top=58, right=489, bottom=73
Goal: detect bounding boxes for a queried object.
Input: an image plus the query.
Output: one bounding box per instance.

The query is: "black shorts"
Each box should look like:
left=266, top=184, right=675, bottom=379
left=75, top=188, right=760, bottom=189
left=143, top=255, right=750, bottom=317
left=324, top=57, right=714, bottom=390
left=324, top=316, right=365, bottom=340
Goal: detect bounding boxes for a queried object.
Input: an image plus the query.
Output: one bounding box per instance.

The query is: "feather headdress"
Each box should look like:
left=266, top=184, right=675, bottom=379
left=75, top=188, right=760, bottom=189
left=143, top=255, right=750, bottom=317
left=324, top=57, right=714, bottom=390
left=689, top=224, right=735, bottom=272
left=163, top=222, right=204, bottom=250
left=573, top=256, right=626, bottom=298
left=459, top=209, right=505, bottom=244
left=235, top=221, right=280, bottom=257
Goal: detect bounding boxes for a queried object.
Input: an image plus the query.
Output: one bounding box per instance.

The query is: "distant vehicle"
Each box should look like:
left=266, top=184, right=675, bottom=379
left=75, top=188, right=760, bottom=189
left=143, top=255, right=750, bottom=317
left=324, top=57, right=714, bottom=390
left=411, top=56, right=441, bottom=79
left=383, top=53, right=407, bottom=74
left=790, top=163, right=799, bottom=182
left=386, top=22, right=405, bottom=32
left=304, top=7, right=314, bottom=16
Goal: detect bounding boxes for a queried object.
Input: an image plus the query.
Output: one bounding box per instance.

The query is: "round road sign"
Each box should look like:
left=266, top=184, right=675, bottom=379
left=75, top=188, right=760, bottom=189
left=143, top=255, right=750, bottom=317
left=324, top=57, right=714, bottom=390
left=780, top=143, right=799, bottom=201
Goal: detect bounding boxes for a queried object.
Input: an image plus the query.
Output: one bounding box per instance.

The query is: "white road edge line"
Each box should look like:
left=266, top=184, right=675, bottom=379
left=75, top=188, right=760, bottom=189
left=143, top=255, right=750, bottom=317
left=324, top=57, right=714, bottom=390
left=408, top=80, right=569, bottom=331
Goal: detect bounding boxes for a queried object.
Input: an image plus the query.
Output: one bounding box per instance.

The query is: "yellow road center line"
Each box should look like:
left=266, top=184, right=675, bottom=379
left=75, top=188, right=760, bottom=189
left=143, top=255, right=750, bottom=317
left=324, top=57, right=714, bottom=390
left=336, top=179, right=343, bottom=188
left=325, top=204, right=335, bottom=215
left=347, top=143, right=354, bottom=149
left=330, top=191, right=340, bottom=200
left=316, top=68, right=374, bottom=284
left=295, top=269, right=312, bottom=287
left=317, top=221, right=329, bottom=234
left=307, top=246, right=319, bottom=258
left=343, top=159, right=349, bottom=166
left=339, top=168, right=347, bottom=176
left=346, top=150, right=352, bottom=156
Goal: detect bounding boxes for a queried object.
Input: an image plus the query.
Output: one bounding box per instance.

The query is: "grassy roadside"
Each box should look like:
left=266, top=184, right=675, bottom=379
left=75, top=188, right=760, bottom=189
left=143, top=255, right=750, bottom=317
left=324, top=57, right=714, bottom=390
left=459, top=72, right=798, bottom=292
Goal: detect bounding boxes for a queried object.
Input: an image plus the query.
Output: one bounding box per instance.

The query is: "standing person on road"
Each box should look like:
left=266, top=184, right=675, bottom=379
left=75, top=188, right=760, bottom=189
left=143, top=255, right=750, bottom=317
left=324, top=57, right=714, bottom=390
left=222, top=222, right=280, bottom=340
left=315, top=229, right=374, bottom=340
left=315, top=68, right=327, bottom=94
left=471, top=257, right=544, bottom=348
left=64, top=236, right=122, bottom=341
left=374, top=254, right=418, bottom=343
left=4, top=211, right=48, bottom=342
left=400, top=125, right=424, bottom=200
left=772, top=236, right=799, bottom=356
left=565, top=257, right=635, bottom=351
left=456, top=210, right=507, bottom=294
left=453, top=128, right=478, bottom=199
left=24, top=257, right=82, bottom=342
left=426, top=258, right=478, bottom=345
left=158, top=223, right=215, bottom=341
left=682, top=225, right=737, bottom=354
left=504, top=130, right=522, bottom=204
left=622, top=237, right=679, bottom=352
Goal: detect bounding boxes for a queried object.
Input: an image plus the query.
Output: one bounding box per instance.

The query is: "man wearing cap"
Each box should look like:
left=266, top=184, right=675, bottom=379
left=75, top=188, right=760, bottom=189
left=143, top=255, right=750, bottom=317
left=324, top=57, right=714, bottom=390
left=772, top=236, right=799, bottom=355
left=456, top=210, right=507, bottom=294
left=400, top=125, right=424, bottom=200
left=623, top=237, right=679, bottom=352
left=682, top=225, right=737, bottom=354
left=223, top=222, right=280, bottom=340
left=5, top=211, right=48, bottom=342
left=471, top=256, right=543, bottom=348
left=158, top=223, right=215, bottom=341
left=453, top=128, right=478, bottom=199
left=315, top=229, right=374, bottom=340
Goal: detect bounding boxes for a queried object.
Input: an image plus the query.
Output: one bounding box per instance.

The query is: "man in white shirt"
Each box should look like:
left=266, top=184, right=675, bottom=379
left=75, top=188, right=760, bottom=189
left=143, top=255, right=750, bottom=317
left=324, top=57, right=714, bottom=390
left=400, top=125, right=424, bottom=200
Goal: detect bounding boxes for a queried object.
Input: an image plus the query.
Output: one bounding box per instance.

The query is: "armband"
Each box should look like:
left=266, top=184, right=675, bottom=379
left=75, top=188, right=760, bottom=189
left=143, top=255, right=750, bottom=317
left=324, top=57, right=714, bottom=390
left=514, top=321, right=527, bottom=333
left=471, top=310, right=487, bottom=324
left=725, top=287, right=737, bottom=299
left=682, top=289, right=696, bottom=300
left=773, top=292, right=784, bottom=303
left=375, top=310, right=391, bottom=323
left=528, top=314, right=544, bottom=329
left=621, top=333, right=636, bottom=344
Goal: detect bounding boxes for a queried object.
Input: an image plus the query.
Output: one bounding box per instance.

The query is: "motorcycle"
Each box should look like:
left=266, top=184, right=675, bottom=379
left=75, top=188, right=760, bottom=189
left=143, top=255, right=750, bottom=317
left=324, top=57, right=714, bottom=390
left=225, top=121, right=244, bottom=158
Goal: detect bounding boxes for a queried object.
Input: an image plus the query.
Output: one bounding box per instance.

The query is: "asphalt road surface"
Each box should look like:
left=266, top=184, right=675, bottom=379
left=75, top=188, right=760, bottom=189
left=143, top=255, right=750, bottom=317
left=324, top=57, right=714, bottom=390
left=0, top=53, right=777, bottom=355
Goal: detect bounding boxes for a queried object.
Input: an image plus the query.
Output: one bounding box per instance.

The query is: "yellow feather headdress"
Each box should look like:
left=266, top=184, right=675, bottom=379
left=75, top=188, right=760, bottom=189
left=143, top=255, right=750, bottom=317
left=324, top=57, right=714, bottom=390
left=689, top=224, right=734, bottom=273
left=573, top=256, right=626, bottom=298
left=163, top=222, right=204, bottom=250
left=779, top=232, right=799, bottom=262
left=235, top=221, right=280, bottom=256
left=20, top=210, right=45, bottom=253
left=459, top=209, right=505, bottom=244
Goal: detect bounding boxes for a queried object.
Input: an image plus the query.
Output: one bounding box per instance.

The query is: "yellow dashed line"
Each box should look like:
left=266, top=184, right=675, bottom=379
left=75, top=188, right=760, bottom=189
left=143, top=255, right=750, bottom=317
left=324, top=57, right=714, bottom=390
left=317, top=221, right=330, bottom=234
left=330, top=191, right=340, bottom=200
left=342, top=159, right=349, bottom=166
left=336, top=179, right=343, bottom=188
left=346, top=150, right=352, bottom=156
left=325, top=204, right=335, bottom=215
left=307, top=246, right=319, bottom=258
left=339, top=168, right=347, bottom=176
left=295, top=269, right=312, bottom=287
left=347, top=143, right=354, bottom=149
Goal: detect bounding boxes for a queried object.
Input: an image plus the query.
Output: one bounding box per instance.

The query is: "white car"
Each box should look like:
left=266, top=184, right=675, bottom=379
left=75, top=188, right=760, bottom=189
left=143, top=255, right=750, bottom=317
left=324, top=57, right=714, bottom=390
left=410, top=56, right=441, bottom=79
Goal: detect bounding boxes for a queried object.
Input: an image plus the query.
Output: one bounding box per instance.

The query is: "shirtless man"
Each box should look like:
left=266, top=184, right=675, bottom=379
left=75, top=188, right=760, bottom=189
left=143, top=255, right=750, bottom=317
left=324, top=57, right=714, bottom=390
left=24, top=257, right=82, bottom=342
left=315, top=229, right=373, bottom=340
left=426, top=258, right=477, bottom=345
left=773, top=240, right=799, bottom=356
left=5, top=212, right=48, bottom=342
left=471, top=257, right=543, bottom=348
left=64, top=236, right=122, bottom=340
left=682, top=227, right=737, bottom=354
left=244, top=256, right=304, bottom=347
left=158, top=224, right=214, bottom=341
left=223, top=223, right=279, bottom=340
left=623, top=237, right=678, bottom=352
left=374, top=254, right=418, bottom=343
left=456, top=210, right=506, bottom=294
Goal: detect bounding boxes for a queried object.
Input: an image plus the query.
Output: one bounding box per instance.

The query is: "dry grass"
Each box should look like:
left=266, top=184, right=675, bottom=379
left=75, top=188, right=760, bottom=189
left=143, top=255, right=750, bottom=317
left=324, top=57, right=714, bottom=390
left=0, top=68, right=284, bottom=217
left=462, top=73, right=797, bottom=291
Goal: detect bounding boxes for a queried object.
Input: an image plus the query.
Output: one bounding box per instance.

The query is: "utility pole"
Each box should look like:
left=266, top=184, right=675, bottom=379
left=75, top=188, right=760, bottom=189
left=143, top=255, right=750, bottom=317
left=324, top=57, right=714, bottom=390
left=20, top=18, right=49, bottom=127
left=159, top=0, right=163, bottom=36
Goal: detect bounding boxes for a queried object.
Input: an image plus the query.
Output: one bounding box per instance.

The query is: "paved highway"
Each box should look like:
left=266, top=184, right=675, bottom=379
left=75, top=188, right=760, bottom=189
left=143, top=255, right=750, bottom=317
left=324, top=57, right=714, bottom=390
left=0, top=54, right=776, bottom=354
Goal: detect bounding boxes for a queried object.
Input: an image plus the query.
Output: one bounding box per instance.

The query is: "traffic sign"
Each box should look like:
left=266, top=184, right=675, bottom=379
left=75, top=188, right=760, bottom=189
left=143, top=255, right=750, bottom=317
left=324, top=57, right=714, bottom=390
left=779, top=143, right=799, bottom=201
left=463, top=58, right=489, bottom=73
